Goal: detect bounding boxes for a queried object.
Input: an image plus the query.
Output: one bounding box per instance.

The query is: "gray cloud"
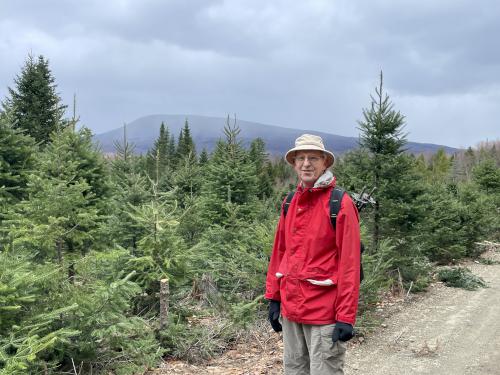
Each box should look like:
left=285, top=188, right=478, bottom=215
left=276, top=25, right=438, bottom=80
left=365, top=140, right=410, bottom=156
left=1, top=0, right=499, bottom=148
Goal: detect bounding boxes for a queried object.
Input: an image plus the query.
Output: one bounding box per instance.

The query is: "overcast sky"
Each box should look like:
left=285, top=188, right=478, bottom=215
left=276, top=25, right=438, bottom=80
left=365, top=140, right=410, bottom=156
left=1, top=0, right=499, bottom=148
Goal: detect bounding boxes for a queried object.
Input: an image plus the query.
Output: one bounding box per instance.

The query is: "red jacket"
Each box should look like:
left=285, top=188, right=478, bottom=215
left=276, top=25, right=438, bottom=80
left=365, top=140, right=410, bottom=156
left=265, top=177, right=360, bottom=325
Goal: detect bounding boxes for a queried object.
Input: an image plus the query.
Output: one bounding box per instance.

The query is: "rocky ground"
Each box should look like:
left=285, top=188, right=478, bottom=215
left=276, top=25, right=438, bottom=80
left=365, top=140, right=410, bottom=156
left=150, top=245, right=500, bottom=375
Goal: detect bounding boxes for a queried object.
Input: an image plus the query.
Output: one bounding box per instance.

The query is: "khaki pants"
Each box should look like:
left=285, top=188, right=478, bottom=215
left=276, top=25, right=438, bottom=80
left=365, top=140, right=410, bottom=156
left=282, top=317, right=346, bottom=375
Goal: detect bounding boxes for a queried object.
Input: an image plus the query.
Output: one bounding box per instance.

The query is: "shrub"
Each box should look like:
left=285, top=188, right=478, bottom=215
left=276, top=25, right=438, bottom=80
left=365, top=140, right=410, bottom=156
left=437, top=267, right=486, bottom=290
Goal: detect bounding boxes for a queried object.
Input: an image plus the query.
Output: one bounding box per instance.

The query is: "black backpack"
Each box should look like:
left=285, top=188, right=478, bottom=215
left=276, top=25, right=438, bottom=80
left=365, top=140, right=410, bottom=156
left=283, top=187, right=365, bottom=282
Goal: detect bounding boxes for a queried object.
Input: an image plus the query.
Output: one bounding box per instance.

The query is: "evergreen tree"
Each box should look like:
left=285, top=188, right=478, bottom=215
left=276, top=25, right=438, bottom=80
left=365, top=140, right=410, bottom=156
left=108, top=125, right=151, bottom=251
left=113, top=124, right=135, bottom=171
left=249, top=138, right=273, bottom=199
left=2, top=54, right=67, bottom=145
left=124, top=182, right=190, bottom=311
left=146, top=122, right=171, bottom=183
left=168, top=133, right=176, bottom=166
left=357, top=72, right=409, bottom=250
left=428, top=148, right=452, bottom=183
left=0, top=116, right=35, bottom=216
left=176, top=119, right=196, bottom=162
left=173, top=152, right=201, bottom=208
left=0, top=251, right=79, bottom=374
left=5, top=127, right=109, bottom=261
left=472, top=158, right=500, bottom=194
left=200, top=118, right=258, bottom=226
left=199, top=148, right=209, bottom=165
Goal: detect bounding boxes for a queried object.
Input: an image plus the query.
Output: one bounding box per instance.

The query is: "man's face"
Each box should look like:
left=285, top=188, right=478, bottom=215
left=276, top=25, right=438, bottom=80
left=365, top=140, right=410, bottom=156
left=293, top=150, right=328, bottom=188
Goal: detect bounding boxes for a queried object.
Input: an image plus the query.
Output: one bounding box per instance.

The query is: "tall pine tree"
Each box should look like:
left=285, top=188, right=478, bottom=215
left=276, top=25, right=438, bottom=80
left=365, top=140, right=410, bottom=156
left=2, top=54, right=67, bottom=145
left=146, top=122, right=171, bottom=183
left=176, top=118, right=196, bottom=162
left=357, top=72, right=411, bottom=251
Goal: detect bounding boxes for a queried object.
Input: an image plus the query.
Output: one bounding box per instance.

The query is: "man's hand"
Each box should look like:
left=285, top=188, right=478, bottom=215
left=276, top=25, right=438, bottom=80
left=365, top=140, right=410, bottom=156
left=268, top=300, right=282, bottom=332
left=332, top=322, right=354, bottom=342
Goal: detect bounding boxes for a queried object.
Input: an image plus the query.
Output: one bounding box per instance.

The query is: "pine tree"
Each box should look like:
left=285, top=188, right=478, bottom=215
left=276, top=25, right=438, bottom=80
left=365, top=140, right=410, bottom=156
left=0, top=251, right=79, bottom=374
left=108, top=125, right=151, bottom=251
left=199, top=148, right=209, bottom=165
left=2, top=54, right=67, bottom=145
left=4, top=127, right=109, bottom=261
left=357, top=72, right=409, bottom=251
left=112, top=124, right=135, bottom=171
left=472, top=158, right=500, bottom=194
left=0, top=116, right=35, bottom=215
left=173, top=152, right=201, bottom=208
left=249, top=138, right=273, bottom=199
left=125, top=181, right=190, bottom=310
left=428, top=148, right=452, bottom=183
left=176, top=118, right=196, bottom=162
left=146, top=122, right=171, bottom=183
left=201, top=117, right=258, bottom=226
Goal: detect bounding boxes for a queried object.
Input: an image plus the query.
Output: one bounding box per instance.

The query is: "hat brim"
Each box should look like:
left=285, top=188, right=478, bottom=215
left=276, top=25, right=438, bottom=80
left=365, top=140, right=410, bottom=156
left=285, top=145, right=335, bottom=168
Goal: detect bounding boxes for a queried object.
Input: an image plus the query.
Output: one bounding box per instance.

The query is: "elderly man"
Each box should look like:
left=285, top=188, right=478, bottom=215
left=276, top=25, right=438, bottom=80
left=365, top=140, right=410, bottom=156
left=265, top=134, right=361, bottom=375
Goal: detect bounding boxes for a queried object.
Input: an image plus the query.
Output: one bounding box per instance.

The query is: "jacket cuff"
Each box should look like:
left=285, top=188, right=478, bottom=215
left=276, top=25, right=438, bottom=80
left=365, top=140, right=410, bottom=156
left=264, top=292, right=281, bottom=302
left=336, top=314, right=355, bottom=325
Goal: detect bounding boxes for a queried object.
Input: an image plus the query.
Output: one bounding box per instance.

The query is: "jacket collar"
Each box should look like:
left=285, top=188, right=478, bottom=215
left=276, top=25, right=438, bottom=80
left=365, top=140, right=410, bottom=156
left=298, top=170, right=336, bottom=192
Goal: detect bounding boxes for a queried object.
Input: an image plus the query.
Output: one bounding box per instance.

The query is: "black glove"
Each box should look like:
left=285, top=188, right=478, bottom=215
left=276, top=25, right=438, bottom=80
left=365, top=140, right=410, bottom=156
left=332, top=322, right=354, bottom=342
left=268, top=300, right=282, bottom=332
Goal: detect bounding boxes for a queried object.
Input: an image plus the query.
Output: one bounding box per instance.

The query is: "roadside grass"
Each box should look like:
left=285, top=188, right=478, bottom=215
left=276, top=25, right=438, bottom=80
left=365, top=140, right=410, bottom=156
left=477, top=257, right=500, bottom=265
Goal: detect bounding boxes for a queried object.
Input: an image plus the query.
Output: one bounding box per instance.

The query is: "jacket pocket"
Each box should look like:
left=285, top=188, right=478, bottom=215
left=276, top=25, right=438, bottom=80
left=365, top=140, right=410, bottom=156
left=305, top=278, right=335, bottom=286
left=302, top=267, right=337, bottom=286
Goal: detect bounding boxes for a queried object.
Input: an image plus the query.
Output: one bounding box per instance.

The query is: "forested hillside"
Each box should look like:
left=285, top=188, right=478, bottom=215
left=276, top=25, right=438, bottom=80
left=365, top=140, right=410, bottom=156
left=1, top=56, right=499, bottom=375
left=93, top=114, right=459, bottom=156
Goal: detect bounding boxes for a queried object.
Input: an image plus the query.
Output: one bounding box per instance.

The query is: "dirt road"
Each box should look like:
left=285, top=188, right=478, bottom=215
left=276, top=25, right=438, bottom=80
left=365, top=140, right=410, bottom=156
left=347, top=250, right=500, bottom=375
left=155, top=249, right=500, bottom=374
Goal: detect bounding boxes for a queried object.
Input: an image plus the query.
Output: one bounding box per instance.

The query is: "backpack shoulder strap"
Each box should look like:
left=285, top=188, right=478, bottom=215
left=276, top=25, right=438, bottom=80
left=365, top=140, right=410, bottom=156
left=283, top=191, right=295, bottom=217
left=330, top=187, right=345, bottom=229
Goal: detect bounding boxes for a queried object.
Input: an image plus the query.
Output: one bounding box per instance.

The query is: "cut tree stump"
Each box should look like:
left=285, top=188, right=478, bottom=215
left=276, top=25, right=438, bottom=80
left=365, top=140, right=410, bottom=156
left=160, top=278, right=169, bottom=330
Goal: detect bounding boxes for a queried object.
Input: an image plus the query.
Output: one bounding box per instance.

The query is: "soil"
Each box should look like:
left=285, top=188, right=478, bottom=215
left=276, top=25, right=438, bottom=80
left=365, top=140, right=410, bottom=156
left=150, top=247, right=500, bottom=374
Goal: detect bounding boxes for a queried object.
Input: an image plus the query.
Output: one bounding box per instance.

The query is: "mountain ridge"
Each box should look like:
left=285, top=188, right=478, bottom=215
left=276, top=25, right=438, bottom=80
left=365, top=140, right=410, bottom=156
left=93, top=114, right=459, bottom=156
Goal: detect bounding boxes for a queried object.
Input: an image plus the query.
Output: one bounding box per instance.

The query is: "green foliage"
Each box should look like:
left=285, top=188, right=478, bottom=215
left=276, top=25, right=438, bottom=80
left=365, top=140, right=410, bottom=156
left=355, top=72, right=414, bottom=251
left=0, top=116, right=35, bottom=214
left=456, top=183, right=498, bottom=255
left=0, top=251, right=79, bottom=374
left=107, top=132, right=151, bottom=251
left=0, top=248, right=162, bottom=374
left=428, top=148, right=452, bottom=182
left=472, top=158, right=500, bottom=194
left=201, top=119, right=258, bottom=225
left=64, top=256, right=163, bottom=375
left=159, top=313, right=235, bottom=363
left=358, top=239, right=394, bottom=312
left=4, top=127, right=109, bottom=260
left=411, top=184, right=468, bottom=263
left=123, top=182, right=192, bottom=323
left=437, top=267, right=486, bottom=290
left=190, top=221, right=271, bottom=300
left=146, top=122, right=174, bottom=185
left=2, top=54, right=67, bottom=145
left=249, top=138, right=273, bottom=199
left=176, top=119, right=196, bottom=163
left=173, top=152, right=202, bottom=209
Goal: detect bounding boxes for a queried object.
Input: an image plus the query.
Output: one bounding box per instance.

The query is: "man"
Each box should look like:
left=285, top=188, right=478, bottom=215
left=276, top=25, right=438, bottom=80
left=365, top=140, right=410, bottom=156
left=265, top=134, right=360, bottom=375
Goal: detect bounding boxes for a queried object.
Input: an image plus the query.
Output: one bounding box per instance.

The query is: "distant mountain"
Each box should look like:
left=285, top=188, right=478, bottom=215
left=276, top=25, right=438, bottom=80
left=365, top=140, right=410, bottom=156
left=93, top=114, right=459, bottom=156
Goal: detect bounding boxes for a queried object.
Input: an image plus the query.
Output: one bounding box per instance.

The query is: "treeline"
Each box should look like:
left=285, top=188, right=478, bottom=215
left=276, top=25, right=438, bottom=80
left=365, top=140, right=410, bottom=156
left=0, top=56, right=498, bottom=374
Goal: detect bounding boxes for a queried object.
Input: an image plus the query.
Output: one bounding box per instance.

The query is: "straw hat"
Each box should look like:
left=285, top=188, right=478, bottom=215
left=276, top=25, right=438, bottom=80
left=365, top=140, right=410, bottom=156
left=285, top=134, right=335, bottom=168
